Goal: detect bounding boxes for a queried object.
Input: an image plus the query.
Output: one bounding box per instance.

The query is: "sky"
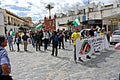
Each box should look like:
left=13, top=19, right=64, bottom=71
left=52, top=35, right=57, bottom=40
left=0, top=0, right=116, bottom=23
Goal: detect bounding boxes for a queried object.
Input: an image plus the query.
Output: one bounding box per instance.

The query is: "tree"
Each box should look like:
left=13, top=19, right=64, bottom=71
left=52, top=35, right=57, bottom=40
left=45, top=4, right=54, bottom=18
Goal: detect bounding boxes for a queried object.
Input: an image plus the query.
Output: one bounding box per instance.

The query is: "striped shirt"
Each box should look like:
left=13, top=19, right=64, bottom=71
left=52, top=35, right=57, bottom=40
left=0, top=46, right=11, bottom=75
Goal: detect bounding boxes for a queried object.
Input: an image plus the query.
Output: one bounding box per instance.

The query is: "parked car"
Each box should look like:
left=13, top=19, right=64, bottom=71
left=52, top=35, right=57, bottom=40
left=110, top=30, right=120, bottom=44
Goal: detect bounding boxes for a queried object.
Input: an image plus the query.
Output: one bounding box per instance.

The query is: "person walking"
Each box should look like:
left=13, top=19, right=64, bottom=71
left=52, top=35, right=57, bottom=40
left=15, top=33, right=21, bottom=52
left=51, top=31, right=59, bottom=56
left=0, top=35, right=13, bottom=80
left=71, top=28, right=83, bottom=63
left=83, top=30, right=91, bottom=59
left=7, top=32, right=14, bottom=51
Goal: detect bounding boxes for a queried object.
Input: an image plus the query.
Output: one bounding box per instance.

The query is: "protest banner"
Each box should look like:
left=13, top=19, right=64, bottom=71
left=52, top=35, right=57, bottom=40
left=76, top=35, right=109, bottom=61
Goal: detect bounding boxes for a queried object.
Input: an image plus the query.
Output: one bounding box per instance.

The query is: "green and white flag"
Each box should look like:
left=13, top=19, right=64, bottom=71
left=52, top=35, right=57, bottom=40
left=36, top=23, right=43, bottom=29
left=10, top=31, right=14, bottom=36
left=72, top=16, right=80, bottom=27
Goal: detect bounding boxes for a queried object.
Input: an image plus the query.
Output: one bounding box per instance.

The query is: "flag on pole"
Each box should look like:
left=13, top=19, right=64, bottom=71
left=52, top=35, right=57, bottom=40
left=72, top=16, right=80, bottom=27
left=10, top=31, right=14, bottom=36
left=36, top=23, right=43, bottom=29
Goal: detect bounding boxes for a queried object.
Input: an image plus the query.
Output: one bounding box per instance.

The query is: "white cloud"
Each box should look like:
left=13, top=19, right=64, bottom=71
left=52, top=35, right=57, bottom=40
left=0, top=0, right=116, bottom=22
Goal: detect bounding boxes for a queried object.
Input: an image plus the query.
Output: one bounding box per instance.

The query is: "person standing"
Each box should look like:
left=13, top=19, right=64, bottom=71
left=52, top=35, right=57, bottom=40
left=15, top=33, right=21, bottom=52
left=0, top=35, right=13, bottom=80
left=7, top=33, right=14, bottom=51
left=89, top=26, right=95, bottom=37
left=51, top=31, right=59, bottom=56
left=30, top=31, right=35, bottom=48
left=68, top=30, right=72, bottom=44
left=22, top=32, right=29, bottom=51
left=71, top=29, right=82, bottom=63
left=34, top=30, right=41, bottom=51
left=58, top=30, right=65, bottom=49
left=43, top=30, right=49, bottom=51
left=100, top=28, right=105, bottom=36
left=83, top=30, right=91, bottom=59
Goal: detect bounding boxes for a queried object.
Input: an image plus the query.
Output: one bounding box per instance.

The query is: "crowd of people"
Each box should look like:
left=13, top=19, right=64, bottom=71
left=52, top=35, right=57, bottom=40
left=0, top=25, right=106, bottom=79
left=71, top=26, right=106, bottom=63
left=6, top=28, right=73, bottom=55
left=7, top=26, right=106, bottom=57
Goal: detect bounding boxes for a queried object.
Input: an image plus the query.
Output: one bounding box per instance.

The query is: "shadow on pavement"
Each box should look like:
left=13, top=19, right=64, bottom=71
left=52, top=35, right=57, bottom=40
left=26, top=51, right=33, bottom=53
left=46, top=49, right=52, bottom=51
left=63, top=48, right=73, bottom=51
left=77, top=49, right=117, bottom=68
left=55, top=56, right=70, bottom=61
left=17, top=51, right=24, bottom=53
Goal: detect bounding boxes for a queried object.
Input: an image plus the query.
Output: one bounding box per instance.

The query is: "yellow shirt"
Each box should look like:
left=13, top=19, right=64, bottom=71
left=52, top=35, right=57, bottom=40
left=71, top=32, right=81, bottom=45
left=100, top=32, right=104, bottom=36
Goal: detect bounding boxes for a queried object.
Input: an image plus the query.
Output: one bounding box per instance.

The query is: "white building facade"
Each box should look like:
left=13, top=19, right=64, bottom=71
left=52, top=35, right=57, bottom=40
left=56, top=2, right=120, bottom=33
left=0, top=9, right=5, bottom=35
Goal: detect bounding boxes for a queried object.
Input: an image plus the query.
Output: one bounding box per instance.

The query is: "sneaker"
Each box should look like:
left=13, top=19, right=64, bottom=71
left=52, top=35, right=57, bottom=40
left=86, top=55, right=91, bottom=59
left=25, top=50, right=28, bottom=52
left=51, top=54, right=54, bottom=56
left=78, top=57, right=84, bottom=62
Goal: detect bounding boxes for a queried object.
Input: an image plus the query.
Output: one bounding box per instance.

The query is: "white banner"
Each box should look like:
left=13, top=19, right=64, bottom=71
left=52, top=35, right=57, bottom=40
left=76, top=35, right=109, bottom=60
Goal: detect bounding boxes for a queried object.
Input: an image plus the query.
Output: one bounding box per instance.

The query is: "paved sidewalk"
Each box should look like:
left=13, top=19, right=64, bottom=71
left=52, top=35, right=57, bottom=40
left=6, top=42, right=120, bottom=80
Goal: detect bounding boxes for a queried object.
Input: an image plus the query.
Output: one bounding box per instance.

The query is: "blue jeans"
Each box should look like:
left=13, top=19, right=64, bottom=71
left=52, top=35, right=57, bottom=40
left=8, top=42, right=14, bottom=51
left=31, top=38, right=35, bottom=47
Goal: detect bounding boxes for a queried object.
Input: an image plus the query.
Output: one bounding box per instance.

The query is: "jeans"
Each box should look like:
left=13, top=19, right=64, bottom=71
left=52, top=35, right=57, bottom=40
left=31, top=38, right=35, bottom=47
left=8, top=42, right=14, bottom=51
left=59, top=39, right=64, bottom=49
left=52, top=42, right=58, bottom=56
left=44, top=39, right=49, bottom=50
left=16, top=43, right=20, bottom=51
left=23, top=41, right=28, bottom=51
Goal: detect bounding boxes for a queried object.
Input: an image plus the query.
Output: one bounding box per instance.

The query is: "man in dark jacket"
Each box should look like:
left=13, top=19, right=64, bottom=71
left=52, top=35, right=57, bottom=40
left=34, top=31, right=41, bottom=51
left=22, top=32, right=29, bottom=51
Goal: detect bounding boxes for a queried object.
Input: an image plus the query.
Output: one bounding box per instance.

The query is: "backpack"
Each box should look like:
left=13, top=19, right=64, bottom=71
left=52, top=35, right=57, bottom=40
left=54, top=35, right=58, bottom=42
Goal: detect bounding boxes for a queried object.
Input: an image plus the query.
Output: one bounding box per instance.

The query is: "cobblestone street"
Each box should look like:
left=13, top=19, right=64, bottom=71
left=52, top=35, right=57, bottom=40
left=6, top=42, right=120, bottom=80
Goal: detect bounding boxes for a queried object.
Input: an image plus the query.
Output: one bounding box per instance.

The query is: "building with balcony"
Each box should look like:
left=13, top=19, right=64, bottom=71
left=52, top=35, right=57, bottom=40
left=0, top=8, right=34, bottom=35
